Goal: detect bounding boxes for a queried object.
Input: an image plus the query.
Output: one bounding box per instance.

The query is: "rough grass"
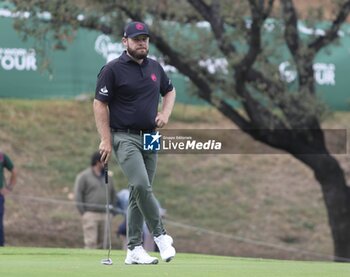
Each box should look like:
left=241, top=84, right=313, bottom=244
left=1, top=99, right=350, bottom=261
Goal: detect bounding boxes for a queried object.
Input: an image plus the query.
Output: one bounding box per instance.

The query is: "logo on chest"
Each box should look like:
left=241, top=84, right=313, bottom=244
left=151, top=73, right=157, bottom=82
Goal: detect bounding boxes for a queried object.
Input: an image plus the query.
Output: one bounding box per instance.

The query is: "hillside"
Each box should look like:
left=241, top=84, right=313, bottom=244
left=1, top=99, right=349, bottom=261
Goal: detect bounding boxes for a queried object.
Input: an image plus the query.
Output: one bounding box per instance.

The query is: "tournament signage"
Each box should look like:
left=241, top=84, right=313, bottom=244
left=0, top=12, right=189, bottom=101
left=0, top=48, right=37, bottom=71
left=279, top=61, right=336, bottom=86
left=0, top=7, right=350, bottom=110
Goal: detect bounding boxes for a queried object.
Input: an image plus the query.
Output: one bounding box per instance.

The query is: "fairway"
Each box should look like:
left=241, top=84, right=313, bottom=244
left=0, top=247, right=349, bottom=277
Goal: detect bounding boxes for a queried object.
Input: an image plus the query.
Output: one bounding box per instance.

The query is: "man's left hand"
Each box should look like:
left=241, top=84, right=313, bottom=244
left=155, top=112, right=169, bottom=128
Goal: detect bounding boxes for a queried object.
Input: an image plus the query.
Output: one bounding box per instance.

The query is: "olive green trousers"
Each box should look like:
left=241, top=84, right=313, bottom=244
left=112, top=132, right=165, bottom=249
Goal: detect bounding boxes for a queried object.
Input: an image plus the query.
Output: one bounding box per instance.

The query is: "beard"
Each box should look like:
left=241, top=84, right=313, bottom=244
left=127, top=46, right=149, bottom=60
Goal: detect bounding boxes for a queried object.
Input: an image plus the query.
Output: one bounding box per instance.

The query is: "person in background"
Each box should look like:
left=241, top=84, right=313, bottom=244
left=115, top=188, right=167, bottom=251
left=74, top=151, right=115, bottom=249
left=0, top=151, right=17, bottom=246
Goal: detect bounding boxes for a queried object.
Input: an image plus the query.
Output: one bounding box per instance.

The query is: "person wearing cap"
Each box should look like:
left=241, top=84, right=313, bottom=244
left=93, top=21, right=176, bottom=264
left=74, top=151, right=116, bottom=249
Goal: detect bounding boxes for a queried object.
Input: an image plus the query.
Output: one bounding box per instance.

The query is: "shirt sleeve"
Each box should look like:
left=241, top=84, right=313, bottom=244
left=159, top=65, right=174, bottom=96
left=4, top=154, right=14, bottom=171
left=95, top=64, right=115, bottom=102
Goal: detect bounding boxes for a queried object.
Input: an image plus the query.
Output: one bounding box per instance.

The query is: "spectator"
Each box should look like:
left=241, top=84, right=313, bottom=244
left=74, top=151, right=115, bottom=249
left=0, top=151, right=17, bottom=246
left=115, top=188, right=167, bottom=252
left=115, top=189, right=166, bottom=251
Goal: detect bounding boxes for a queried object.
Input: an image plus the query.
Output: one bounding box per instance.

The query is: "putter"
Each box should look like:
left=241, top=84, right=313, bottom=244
left=101, top=163, right=113, bottom=266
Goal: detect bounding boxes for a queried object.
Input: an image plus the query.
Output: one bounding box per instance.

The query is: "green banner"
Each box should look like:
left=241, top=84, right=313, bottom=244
left=0, top=16, right=191, bottom=103
left=0, top=12, right=349, bottom=110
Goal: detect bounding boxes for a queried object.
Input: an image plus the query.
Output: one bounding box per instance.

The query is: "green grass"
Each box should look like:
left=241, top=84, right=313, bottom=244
left=1, top=247, right=349, bottom=277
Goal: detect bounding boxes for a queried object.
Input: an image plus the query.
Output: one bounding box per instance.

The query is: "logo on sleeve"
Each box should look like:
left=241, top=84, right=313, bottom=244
left=99, top=86, right=109, bottom=96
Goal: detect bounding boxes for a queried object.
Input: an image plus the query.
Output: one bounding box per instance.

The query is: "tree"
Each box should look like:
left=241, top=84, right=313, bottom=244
left=10, top=0, right=350, bottom=261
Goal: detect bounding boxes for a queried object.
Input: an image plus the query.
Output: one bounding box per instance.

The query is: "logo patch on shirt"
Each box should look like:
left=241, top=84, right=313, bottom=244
left=99, top=86, right=108, bottom=96
left=151, top=74, right=157, bottom=82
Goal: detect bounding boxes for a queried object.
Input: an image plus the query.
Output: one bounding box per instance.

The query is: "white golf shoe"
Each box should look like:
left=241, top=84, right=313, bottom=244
left=124, top=245, right=159, bottom=265
left=154, top=234, right=176, bottom=262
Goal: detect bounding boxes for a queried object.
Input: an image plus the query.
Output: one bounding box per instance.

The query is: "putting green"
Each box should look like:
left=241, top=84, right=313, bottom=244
left=0, top=247, right=349, bottom=277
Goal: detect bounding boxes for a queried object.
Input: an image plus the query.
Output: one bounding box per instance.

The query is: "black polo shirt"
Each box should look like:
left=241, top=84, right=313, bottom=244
left=95, top=51, right=174, bottom=130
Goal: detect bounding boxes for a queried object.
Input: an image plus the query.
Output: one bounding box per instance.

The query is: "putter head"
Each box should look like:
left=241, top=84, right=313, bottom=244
left=101, top=258, right=113, bottom=265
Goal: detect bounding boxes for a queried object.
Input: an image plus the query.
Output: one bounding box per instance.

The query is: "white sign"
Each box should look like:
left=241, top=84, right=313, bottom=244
left=93, top=35, right=337, bottom=87
left=279, top=61, right=336, bottom=86
left=94, top=34, right=123, bottom=62
left=94, top=34, right=178, bottom=72
left=0, top=48, right=37, bottom=71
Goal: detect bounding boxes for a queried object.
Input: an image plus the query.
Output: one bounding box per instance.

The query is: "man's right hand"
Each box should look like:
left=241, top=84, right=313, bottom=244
left=99, top=139, right=112, bottom=164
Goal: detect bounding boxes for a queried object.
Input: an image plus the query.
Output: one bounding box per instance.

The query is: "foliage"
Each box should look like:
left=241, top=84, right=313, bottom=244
left=9, top=0, right=348, bottom=130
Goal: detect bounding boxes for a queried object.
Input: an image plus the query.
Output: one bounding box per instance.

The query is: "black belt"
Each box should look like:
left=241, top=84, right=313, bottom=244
left=111, top=128, right=155, bottom=136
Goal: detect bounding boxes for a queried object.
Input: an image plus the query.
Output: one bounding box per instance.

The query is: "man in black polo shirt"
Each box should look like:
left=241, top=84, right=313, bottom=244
left=93, top=21, right=176, bottom=265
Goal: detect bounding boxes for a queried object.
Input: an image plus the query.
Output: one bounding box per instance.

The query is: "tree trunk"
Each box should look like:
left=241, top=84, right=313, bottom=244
left=294, top=153, right=350, bottom=261
left=248, top=128, right=350, bottom=261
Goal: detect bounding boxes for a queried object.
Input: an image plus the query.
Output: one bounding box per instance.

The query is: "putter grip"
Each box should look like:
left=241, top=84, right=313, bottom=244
left=104, top=164, right=108, bottom=184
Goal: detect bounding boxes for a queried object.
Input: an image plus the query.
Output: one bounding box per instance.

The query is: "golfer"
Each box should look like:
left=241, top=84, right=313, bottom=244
left=93, top=21, right=176, bottom=265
